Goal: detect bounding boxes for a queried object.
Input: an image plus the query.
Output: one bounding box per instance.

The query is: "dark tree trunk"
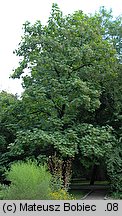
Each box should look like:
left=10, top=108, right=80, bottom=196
left=90, top=164, right=98, bottom=185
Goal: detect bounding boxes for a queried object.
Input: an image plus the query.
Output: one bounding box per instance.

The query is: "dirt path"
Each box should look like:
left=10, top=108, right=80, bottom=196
left=84, top=189, right=107, bottom=200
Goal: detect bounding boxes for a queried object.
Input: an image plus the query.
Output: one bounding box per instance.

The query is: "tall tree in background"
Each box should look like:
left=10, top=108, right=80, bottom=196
left=0, top=91, right=20, bottom=181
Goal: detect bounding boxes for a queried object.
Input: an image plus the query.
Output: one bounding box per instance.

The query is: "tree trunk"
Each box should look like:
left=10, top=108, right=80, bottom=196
left=90, top=164, right=98, bottom=185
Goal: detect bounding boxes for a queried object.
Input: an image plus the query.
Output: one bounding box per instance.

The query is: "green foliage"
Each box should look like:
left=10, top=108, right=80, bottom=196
left=0, top=91, right=20, bottom=133
left=0, top=135, right=6, bottom=152
left=0, top=91, right=21, bottom=182
left=10, top=4, right=120, bottom=135
left=7, top=129, right=55, bottom=159
left=106, top=142, right=122, bottom=192
left=110, top=192, right=122, bottom=199
left=98, top=6, right=122, bottom=62
left=8, top=128, right=78, bottom=159
left=3, top=161, right=52, bottom=200
left=0, top=183, right=8, bottom=200
left=11, top=4, right=120, bottom=131
left=77, top=124, right=116, bottom=161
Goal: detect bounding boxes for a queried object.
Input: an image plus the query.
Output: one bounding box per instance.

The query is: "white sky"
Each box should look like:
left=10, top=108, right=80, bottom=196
left=0, top=0, right=122, bottom=95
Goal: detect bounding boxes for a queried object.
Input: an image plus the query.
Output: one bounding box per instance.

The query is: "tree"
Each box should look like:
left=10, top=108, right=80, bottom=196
left=9, top=4, right=121, bottom=188
left=0, top=91, right=21, bottom=181
left=98, top=6, right=122, bottom=62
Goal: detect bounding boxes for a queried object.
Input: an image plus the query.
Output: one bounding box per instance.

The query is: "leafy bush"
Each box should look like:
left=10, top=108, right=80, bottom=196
left=111, top=192, right=122, bottom=199
left=50, top=189, right=75, bottom=200
left=0, top=135, right=7, bottom=152
left=3, top=161, right=52, bottom=200
left=0, top=184, right=8, bottom=200
left=106, top=143, right=122, bottom=193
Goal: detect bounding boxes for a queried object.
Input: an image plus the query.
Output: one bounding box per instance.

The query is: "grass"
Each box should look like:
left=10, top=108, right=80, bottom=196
left=94, top=181, right=109, bottom=185
left=70, top=180, right=109, bottom=185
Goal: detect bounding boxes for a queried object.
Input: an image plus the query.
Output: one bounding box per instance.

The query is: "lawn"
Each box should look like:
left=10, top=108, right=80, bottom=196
left=70, top=179, right=109, bottom=185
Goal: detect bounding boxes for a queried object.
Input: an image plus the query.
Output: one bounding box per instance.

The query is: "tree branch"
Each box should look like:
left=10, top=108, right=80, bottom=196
left=72, top=63, right=93, bottom=71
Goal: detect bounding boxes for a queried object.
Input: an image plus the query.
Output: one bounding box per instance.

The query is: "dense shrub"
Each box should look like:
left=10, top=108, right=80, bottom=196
left=3, top=161, right=52, bottom=200
left=111, top=192, right=122, bottom=199
left=50, top=188, right=75, bottom=200
left=0, top=184, right=8, bottom=200
left=106, top=144, right=122, bottom=193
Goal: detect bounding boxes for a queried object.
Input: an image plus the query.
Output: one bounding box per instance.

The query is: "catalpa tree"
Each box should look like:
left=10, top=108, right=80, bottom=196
left=9, top=4, right=121, bottom=187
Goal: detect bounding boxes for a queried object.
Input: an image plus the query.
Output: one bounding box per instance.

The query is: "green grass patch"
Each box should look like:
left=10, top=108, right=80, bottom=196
left=70, top=180, right=109, bottom=186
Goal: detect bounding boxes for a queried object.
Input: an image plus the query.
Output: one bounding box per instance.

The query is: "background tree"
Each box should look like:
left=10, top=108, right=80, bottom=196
left=0, top=91, right=21, bottom=181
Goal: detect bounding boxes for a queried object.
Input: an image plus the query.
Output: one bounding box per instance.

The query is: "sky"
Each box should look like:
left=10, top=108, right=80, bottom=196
left=0, top=0, right=122, bottom=95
